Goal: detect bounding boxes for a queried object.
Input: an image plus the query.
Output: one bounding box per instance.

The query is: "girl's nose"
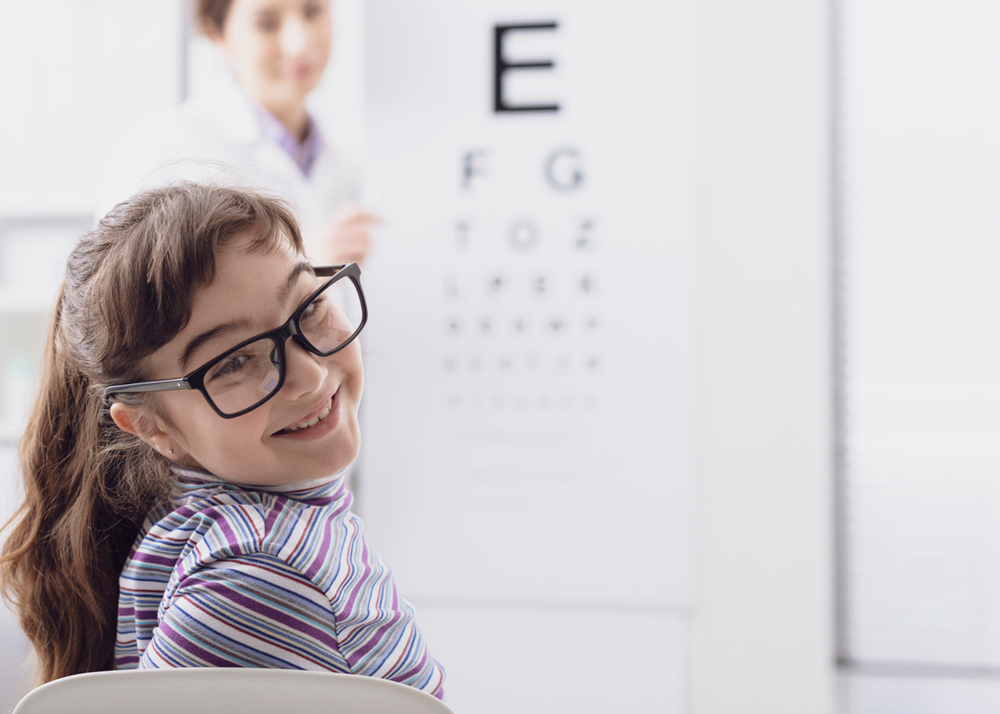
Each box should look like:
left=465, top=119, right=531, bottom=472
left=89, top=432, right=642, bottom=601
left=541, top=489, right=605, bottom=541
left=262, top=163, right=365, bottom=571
left=279, top=17, right=308, bottom=58
left=282, top=339, right=327, bottom=399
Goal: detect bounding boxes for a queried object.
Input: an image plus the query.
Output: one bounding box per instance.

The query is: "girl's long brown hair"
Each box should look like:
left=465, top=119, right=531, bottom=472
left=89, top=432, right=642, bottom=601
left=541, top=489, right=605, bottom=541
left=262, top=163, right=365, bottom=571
left=0, top=183, right=303, bottom=684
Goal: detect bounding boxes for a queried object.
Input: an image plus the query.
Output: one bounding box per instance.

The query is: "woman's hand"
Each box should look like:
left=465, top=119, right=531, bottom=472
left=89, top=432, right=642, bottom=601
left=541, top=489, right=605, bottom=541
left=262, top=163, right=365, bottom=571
left=319, top=203, right=380, bottom=267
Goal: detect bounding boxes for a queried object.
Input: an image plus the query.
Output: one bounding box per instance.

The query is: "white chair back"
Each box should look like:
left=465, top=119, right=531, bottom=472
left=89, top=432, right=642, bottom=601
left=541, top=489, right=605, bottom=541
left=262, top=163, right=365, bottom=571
left=12, top=669, right=455, bottom=714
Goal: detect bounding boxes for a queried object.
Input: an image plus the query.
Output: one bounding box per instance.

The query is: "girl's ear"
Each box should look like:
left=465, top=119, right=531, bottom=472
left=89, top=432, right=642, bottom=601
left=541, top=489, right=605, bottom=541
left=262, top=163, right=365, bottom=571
left=109, top=403, right=174, bottom=458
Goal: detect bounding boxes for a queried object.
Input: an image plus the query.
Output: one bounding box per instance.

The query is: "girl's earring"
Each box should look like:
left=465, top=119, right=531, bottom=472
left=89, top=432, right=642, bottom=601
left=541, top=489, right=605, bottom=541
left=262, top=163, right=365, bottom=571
left=168, top=449, right=174, bottom=456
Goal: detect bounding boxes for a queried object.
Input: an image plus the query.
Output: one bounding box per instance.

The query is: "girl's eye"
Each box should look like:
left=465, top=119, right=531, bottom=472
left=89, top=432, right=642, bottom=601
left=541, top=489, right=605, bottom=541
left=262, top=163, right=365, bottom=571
left=211, top=353, right=252, bottom=380
left=300, top=295, right=330, bottom=325
left=305, top=2, right=324, bottom=19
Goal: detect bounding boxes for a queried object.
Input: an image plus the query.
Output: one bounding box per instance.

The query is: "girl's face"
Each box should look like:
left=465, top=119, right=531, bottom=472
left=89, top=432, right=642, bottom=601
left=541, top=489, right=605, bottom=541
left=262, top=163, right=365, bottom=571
left=212, top=0, right=332, bottom=114
left=129, top=236, right=363, bottom=486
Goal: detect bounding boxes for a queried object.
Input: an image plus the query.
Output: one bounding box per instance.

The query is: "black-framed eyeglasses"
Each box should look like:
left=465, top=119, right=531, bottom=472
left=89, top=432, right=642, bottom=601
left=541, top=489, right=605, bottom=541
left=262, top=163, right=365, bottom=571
left=103, top=263, right=367, bottom=419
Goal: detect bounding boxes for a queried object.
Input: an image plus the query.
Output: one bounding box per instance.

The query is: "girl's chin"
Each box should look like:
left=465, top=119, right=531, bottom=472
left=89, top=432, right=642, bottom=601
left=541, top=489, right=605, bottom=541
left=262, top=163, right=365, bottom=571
left=213, top=439, right=359, bottom=485
left=280, top=421, right=361, bottom=478
left=292, top=444, right=360, bottom=483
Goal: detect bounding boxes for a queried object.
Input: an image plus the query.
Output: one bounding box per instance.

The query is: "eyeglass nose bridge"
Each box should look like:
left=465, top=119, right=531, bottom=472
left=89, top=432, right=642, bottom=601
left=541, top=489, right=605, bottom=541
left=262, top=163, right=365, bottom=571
left=267, top=318, right=331, bottom=375
left=279, top=317, right=328, bottom=357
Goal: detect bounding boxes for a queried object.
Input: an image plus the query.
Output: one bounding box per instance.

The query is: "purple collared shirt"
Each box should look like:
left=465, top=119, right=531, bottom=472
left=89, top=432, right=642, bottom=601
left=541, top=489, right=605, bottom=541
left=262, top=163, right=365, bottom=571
left=250, top=102, right=323, bottom=178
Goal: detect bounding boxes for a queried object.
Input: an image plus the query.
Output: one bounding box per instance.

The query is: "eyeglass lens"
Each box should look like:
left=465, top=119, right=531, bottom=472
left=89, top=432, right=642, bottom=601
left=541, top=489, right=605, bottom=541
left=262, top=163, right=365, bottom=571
left=203, top=277, right=363, bottom=415
left=298, top=276, right=364, bottom=354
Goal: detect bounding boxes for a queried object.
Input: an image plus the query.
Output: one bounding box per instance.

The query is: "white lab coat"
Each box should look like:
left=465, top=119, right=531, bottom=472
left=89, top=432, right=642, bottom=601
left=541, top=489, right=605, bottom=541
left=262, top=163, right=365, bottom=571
left=97, top=74, right=359, bottom=264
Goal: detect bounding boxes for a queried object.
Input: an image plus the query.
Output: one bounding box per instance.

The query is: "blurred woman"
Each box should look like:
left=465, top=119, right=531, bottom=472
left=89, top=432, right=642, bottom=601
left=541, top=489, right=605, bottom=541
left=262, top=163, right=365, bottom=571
left=98, top=0, right=375, bottom=265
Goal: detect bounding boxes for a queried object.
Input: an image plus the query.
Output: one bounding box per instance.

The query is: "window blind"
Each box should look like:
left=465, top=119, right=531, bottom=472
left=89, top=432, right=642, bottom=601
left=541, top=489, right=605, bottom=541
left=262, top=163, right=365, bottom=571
left=840, top=0, right=1000, bottom=670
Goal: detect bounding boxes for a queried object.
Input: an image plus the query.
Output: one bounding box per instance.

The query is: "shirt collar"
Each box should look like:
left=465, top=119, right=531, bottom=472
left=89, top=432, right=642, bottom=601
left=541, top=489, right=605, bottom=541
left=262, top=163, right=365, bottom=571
left=170, top=465, right=346, bottom=503
left=248, top=100, right=324, bottom=178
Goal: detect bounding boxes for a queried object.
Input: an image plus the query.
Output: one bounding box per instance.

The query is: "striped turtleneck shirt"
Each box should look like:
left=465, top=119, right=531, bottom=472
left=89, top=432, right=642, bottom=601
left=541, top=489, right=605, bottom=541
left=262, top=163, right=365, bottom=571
left=115, top=468, right=445, bottom=700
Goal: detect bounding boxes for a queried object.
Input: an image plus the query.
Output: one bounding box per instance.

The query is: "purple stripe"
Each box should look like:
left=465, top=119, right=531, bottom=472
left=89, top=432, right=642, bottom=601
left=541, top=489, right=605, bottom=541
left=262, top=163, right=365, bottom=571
left=303, top=520, right=333, bottom=580
left=264, top=500, right=282, bottom=530
left=129, top=552, right=179, bottom=567
left=200, top=582, right=341, bottom=651
left=156, top=622, right=234, bottom=668
left=210, top=511, right=241, bottom=553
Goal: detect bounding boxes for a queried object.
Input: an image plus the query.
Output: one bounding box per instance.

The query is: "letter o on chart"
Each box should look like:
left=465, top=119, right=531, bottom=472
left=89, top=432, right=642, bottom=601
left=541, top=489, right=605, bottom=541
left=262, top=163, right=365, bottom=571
left=508, top=219, right=540, bottom=251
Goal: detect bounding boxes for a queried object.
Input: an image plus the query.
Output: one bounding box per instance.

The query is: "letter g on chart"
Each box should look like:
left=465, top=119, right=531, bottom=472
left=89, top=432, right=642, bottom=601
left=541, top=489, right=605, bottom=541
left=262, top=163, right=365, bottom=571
left=545, top=147, right=585, bottom=192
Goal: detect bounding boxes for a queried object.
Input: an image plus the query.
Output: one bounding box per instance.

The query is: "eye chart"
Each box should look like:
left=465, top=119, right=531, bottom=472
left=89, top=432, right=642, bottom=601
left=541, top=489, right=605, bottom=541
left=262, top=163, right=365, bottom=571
left=361, top=0, right=697, bottom=607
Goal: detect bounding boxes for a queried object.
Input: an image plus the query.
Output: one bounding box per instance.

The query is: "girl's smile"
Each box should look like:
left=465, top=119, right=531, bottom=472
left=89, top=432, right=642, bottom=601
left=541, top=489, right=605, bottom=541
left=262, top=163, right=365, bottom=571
left=271, top=389, right=339, bottom=438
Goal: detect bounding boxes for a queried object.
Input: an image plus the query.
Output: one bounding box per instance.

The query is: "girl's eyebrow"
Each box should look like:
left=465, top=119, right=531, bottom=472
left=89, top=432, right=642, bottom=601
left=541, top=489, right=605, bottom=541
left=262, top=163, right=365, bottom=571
left=278, top=262, right=316, bottom=304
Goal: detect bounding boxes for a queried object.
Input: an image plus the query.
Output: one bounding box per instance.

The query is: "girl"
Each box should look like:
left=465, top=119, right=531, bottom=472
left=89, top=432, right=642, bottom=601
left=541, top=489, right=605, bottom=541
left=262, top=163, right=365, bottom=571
left=0, top=183, right=444, bottom=699
left=98, top=0, right=376, bottom=267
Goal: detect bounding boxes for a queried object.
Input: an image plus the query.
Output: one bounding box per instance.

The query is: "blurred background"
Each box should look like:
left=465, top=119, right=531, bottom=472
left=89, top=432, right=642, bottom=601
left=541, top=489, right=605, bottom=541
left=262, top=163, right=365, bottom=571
left=2, top=0, right=999, bottom=712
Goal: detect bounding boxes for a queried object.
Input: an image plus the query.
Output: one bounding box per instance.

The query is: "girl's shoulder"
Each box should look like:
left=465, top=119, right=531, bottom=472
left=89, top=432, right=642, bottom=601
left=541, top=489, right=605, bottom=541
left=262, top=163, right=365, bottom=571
left=134, top=471, right=355, bottom=572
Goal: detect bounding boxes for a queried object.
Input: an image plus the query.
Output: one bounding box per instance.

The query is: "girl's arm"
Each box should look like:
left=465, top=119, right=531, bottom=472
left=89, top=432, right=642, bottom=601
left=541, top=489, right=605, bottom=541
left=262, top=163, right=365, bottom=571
left=142, top=551, right=445, bottom=700
left=142, top=553, right=349, bottom=671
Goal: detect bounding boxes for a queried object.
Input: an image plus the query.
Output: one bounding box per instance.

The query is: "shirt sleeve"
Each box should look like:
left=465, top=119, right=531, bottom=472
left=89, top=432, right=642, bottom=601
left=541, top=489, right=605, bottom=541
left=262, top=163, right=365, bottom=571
left=141, top=549, right=446, bottom=701
left=141, top=553, right=351, bottom=672
left=326, top=517, right=447, bottom=701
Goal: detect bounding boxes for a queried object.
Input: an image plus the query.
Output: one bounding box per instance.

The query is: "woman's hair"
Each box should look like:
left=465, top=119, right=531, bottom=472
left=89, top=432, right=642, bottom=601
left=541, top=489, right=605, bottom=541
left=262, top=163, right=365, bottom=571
left=0, top=182, right=303, bottom=684
left=195, top=0, right=233, bottom=34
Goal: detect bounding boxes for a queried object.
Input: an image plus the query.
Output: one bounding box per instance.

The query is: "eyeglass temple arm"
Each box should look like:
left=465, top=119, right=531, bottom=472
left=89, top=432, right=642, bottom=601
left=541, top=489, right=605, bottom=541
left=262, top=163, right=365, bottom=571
left=314, top=264, right=347, bottom=277
left=103, top=379, right=191, bottom=400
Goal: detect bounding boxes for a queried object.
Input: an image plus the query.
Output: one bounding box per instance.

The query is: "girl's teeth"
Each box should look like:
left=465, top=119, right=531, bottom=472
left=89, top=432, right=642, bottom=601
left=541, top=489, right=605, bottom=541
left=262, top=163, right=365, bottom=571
left=286, top=403, right=333, bottom=432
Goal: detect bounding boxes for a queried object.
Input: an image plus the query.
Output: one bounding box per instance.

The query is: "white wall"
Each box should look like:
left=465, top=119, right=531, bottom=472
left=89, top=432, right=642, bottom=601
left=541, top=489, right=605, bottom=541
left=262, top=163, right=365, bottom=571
left=693, top=0, right=834, bottom=712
